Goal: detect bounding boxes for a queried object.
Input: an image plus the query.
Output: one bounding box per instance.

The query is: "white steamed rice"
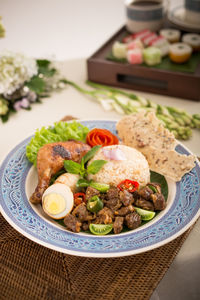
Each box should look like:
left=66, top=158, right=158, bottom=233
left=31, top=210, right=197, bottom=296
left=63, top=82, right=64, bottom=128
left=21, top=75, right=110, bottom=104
left=88, top=144, right=150, bottom=187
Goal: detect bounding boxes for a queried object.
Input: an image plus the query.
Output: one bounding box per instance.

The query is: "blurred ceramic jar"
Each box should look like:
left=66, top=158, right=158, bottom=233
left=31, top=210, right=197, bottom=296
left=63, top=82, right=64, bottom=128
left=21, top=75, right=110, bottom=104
left=125, top=0, right=169, bottom=33
left=184, top=0, right=200, bottom=25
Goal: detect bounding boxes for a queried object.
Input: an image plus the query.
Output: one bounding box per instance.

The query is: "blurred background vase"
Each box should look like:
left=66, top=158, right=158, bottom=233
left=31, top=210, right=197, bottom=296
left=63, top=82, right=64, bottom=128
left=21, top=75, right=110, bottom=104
left=125, top=0, right=169, bottom=33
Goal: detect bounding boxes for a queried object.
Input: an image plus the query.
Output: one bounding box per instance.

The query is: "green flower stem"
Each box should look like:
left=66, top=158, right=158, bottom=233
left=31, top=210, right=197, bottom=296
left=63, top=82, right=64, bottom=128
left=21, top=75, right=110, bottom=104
left=64, top=79, right=199, bottom=140
left=86, top=80, right=139, bottom=100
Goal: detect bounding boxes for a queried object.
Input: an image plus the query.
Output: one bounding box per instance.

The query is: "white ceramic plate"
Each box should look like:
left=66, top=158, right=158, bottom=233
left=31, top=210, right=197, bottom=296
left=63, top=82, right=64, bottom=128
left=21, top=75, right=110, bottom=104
left=168, top=5, right=200, bottom=31
left=0, top=120, right=200, bottom=257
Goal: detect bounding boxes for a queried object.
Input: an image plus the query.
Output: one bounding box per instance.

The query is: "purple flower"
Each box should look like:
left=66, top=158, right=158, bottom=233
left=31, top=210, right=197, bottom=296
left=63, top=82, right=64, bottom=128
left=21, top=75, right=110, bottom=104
left=13, top=101, right=22, bottom=111
left=20, top=98, right=30, bottom=108
left=13, top=97, right=30, bottom=111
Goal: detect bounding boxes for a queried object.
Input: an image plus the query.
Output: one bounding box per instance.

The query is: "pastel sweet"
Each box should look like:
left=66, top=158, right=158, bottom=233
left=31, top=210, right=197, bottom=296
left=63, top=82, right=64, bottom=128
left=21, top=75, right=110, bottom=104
left=142, top=32, right=157, bottom=46
left=169, top=43, right=192, bottom=63
left=127, top=39, right=144, bottom=50
left=112, top=41, right=127, bottom=59
left=182, top=33, right=200, bottom=51
left=159, top=44, right=170, bottom=57
left=149, top=36, right=168, bottom=47
left=123, top=34, right=135, bottom=44
left=133, top=29, right=151, bottom=40
left=149, top=36, right=169, bottom=56
left=143, top=47, right=161, bottom=66
left=127, top=49, right=143, bottom=64
left=160, top=29, right=181, bottom=43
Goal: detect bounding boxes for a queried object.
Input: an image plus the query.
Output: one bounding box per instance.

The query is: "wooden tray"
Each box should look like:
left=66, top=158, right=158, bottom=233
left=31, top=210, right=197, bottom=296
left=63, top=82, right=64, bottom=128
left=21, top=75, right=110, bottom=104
left=87, top=26, right=200, bottom=101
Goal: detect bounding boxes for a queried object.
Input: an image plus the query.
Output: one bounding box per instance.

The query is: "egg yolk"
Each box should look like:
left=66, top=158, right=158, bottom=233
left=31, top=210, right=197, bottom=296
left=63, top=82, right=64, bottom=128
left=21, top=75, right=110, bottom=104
left=43, top=193, right=66, bottom=215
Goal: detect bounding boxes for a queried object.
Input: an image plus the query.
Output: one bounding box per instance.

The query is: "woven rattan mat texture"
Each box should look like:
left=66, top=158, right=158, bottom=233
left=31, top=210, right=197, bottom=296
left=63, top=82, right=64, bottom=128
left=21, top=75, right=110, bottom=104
left=0, top=212, right=195, bottom=300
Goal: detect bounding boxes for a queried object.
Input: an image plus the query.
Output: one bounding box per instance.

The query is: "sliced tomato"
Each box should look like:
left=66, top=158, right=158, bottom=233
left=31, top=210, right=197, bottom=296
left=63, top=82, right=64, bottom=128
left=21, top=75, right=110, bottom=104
left=86, top=128, right=119, bottom=147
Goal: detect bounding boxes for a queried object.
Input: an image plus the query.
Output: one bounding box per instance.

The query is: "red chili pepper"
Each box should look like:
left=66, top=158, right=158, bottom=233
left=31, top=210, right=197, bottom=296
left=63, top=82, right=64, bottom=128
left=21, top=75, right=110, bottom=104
left=74, top=193, right=86, bottom=206
left=117, top=179, right=139, bottom=193
left=86, top=128, right=119, bottom=147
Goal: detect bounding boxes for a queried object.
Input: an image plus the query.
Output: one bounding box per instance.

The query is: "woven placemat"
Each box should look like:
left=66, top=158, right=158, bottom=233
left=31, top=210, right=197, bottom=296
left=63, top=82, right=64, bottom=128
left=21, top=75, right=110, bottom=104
left=0, top=212, right=196, bottom=300
left=0, top=116, right=197, bottom=300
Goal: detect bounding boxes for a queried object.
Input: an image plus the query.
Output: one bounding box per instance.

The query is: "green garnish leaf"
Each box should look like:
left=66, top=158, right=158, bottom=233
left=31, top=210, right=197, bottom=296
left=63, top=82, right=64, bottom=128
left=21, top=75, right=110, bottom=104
left=64, top=161, right=81, bottom=174
left=36, top=59, right=56, bottom=77
left=26, top=76, right=45, bottom=94
left=150, top=171, right=168, bottom=201
left=87, top=160, right=107, bottom=175
left=82, top=145, right=101, bottom=164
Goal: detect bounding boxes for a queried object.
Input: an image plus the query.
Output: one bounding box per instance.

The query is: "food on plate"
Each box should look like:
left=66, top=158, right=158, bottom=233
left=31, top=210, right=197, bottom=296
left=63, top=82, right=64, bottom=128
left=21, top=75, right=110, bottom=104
left=26, top=121, right=89, bottom=166
left=30, top=140, right=91, bottom=204
left=127, top=39, right=143, bottom=50
left=28, top=116, right=196, bottom=235
left=89, top=223, right=113, bottom=235
left=182, top=33, right=200, bottom=51
left=116, top=112, right=196, bottom=181
left=143, top=47, right=161, bottom=65
left=117, top=111, right=176, bottom=150
left=160, top=29, right=181, bottom=43
left=169, top=43, right=192, bottom=63
left=63, top=180, right=166, bottom=234
left=112, top=41, right=127, bottom=59
left=127, top=48, right=143, bottom=64
left=42, top=183, right=74, bottom=219
left=86, top=128, right=119, bottom=147
left=87, top=144, right=150, bottom=187
left=144, top=148, right=196, bottom=182
left=55, top=173, right=80, bottom=193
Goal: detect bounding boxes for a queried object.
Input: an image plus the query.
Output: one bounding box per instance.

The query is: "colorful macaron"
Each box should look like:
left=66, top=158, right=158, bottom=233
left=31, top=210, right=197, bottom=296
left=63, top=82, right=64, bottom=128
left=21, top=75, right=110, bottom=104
left=160, top=29, right=181, bottom=43
left=182, top=33, right=200, bottom=51
left=169, top=43, right=192, bottom=63
left=143, top=47, right=162, bottom=66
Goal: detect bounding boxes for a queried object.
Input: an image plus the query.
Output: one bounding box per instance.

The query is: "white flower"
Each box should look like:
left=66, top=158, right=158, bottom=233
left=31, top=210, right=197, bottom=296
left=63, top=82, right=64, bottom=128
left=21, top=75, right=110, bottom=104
left=0, top=50, right=38, bottom=96
left=0, top=97, right=8, bottom=115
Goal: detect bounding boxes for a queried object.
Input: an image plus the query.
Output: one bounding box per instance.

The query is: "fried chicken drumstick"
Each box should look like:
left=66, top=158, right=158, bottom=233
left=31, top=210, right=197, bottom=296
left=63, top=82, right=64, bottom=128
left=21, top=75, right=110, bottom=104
left=30, top=140, right=91, bottom=204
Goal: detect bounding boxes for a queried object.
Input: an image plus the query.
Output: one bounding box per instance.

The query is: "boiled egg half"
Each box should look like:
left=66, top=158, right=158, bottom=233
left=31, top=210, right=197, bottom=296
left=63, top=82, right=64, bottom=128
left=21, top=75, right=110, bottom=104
left=42, top=183, right=74, bottom=219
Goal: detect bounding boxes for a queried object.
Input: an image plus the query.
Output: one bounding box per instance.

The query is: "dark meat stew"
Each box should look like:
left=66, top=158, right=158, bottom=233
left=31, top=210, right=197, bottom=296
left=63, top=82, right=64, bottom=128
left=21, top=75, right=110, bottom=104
left=64, top=182, right=166, bottom=234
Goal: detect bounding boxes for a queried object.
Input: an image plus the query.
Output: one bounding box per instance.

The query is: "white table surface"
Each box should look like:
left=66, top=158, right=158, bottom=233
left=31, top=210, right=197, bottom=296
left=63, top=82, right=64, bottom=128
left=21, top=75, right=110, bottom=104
left=0, top=1, right=200, bottom=300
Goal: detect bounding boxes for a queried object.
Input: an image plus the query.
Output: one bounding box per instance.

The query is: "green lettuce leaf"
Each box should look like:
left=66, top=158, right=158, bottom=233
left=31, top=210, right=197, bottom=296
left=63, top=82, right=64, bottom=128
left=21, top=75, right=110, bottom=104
left=26, top=121, right=89, bottom=166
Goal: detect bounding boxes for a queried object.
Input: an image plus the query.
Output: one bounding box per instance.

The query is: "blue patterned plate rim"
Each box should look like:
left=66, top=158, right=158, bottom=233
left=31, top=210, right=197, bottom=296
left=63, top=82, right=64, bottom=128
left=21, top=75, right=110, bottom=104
left=0, top=120, right=200, bottom=258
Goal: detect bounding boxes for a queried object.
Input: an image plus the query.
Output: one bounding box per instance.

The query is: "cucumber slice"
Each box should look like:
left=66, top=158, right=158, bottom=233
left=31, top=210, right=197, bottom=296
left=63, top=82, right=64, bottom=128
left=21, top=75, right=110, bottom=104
left=134, top=207, right=156, bottom=221
left=89, top=224, right=113, bottom=235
